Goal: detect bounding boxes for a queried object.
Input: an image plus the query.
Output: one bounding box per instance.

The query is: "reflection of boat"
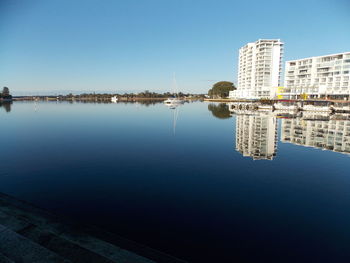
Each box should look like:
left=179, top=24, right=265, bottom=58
left=111, top=96, right=118, bottom=103
left=168, top=104, right=180, bottom=135
left=303, top=104, right=331, bottom=113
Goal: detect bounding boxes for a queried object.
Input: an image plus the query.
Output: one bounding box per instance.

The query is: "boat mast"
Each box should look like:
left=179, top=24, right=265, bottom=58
left=173, top=72, right=178, bottom=98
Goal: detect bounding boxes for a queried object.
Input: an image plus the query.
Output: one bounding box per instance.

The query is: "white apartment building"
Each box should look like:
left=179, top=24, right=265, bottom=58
left=284, top=52, right=350, bottom=99
left=235, top=112, right=278, bottom=160
left=281, top=118, right=350, bottom=155
left=230, top=39, right=284, bottom=99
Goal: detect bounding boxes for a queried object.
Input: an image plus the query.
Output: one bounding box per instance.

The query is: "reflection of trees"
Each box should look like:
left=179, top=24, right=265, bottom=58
left=208, top=103, right=231, bottom=119
left=74, top=100, right=163, bottom=106
left=0, top=101, right=12, bottom=113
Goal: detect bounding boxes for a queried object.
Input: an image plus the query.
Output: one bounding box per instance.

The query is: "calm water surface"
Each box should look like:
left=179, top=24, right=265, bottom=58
left=1, top=101, right=350, bottom=262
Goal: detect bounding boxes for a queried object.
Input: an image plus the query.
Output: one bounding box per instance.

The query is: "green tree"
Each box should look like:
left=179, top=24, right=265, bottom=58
left=208, top=103, right=231, bottom=119
left=2, top=87, right=10, bottom=96
left=208, top=81, right=236, bottom=99
left=1, top=87, right=11, bottom=99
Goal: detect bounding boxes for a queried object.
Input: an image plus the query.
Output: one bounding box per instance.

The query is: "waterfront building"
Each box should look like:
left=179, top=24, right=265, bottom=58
left=229, top=39, right=284, bottom=99
left=281, top=118, right=350, bottom=155
left=284, top=52, right=350, bottom=100
left=235, top=112, right=278, bottom=160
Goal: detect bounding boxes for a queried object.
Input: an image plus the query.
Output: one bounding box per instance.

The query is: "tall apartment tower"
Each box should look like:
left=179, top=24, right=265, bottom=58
left=230, top=39, right=284, bottom=99
left=284, top=52, right=350, bottom=99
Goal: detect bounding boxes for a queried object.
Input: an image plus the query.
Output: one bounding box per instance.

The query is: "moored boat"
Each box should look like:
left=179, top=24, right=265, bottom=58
left=111, top=96, right=118, bottom=103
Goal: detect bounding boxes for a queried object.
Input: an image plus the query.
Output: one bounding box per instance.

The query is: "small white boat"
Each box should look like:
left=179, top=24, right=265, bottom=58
left=303, top=104, right=331, bottom=112
left=164, top=98, right=184, bottom=105
left=111, top=96, right=118, bottom=103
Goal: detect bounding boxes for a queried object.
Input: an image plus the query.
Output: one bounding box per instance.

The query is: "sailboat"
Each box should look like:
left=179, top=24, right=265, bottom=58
left=164, top=73, right=184, bottom=107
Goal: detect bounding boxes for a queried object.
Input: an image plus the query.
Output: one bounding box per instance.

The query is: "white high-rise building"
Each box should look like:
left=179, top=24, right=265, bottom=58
left=230, top=39, right=284, bottom=99
left=284, top=52, right=350, bottom=99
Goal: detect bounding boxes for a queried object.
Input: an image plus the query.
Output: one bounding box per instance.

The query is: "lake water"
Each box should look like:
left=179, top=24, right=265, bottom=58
left=1, top=101, right=350, bottom=262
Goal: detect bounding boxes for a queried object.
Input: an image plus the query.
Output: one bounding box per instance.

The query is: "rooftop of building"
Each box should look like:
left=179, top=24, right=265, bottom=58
left=286, top=51, right=350, bottom=63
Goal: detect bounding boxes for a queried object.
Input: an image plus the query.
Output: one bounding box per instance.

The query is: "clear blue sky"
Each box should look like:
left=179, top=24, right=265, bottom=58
left=1, top=0, right=349, bottom=95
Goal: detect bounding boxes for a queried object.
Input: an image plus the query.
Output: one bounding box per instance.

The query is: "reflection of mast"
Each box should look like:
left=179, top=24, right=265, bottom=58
left=173, top=106, right=179, bottom=135
left=34, top=100, right=38, bottom=112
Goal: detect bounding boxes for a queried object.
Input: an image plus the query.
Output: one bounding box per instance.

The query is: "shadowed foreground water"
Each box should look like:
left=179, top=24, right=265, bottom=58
left=1, top=101, right=350, bottom=262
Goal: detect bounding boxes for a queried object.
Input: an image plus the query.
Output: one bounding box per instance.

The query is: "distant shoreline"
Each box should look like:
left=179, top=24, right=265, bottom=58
left=11, top=96, right=203, bottom=102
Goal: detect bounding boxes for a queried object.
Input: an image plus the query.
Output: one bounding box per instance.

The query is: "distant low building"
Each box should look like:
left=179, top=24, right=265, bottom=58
left=284, top=52, right=350, bottom=100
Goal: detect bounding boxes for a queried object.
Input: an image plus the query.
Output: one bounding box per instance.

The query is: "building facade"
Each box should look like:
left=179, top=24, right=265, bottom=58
left=284, top=52, right=350, bottom=99
left=230, top=39, right=284, bottom=99
left=235, top=112, right=278, bottom=160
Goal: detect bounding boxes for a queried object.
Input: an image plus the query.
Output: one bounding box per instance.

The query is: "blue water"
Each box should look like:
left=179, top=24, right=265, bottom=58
left=1, top=101, right=350, bottom=262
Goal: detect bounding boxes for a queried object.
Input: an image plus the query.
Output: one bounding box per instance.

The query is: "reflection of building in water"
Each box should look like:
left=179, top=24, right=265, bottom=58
left=281, top=118, right=350, bottom=155
left=236, top=112, right=278, bottom=160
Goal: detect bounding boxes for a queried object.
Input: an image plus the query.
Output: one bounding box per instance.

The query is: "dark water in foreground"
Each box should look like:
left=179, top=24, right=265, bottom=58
left=1, top=101, right=350, bottom=262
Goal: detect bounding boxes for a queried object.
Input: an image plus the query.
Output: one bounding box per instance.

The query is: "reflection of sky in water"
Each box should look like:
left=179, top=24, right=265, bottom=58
left=1, top=101, right=350, bottom=263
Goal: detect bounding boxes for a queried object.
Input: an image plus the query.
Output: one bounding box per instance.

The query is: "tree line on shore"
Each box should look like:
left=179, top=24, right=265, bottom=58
left=57, top=90, right=205, bottom=100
